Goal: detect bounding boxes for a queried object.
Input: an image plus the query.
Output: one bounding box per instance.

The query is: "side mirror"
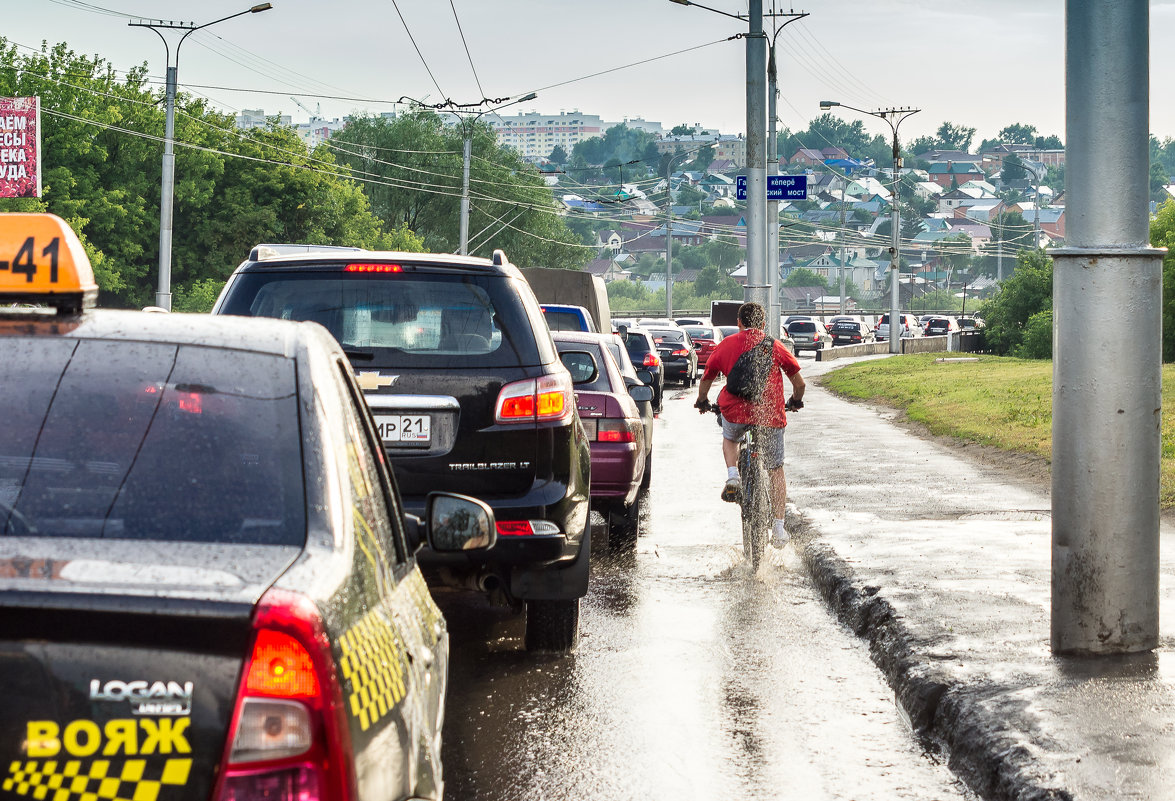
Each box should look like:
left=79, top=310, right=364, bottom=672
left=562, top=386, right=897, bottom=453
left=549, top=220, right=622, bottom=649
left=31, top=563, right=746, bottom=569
left=425, top=492, right=496, bottom=553
left=559, top=350, right=599, bottom=384
left=635, top=369, right=653, bottom=385
left=629, top=384, right=654, bottom=403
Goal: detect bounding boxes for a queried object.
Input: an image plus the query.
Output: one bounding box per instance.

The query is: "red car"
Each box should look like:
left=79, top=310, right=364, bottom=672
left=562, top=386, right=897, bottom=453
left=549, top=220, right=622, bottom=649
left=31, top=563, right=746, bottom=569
left=682, top=324, right=724, bottom=369
left=553, top=332, right=653, bottom=547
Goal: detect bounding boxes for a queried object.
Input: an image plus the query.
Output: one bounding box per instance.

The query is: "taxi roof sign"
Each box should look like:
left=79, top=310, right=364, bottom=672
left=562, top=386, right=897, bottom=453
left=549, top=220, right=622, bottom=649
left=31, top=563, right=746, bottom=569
left=0, top=213, right=98, bottom=314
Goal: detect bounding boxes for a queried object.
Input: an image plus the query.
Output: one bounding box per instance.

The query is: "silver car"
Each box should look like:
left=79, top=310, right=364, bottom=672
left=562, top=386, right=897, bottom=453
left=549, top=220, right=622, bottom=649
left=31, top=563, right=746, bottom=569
left=786, top=319, right=832, bottom=352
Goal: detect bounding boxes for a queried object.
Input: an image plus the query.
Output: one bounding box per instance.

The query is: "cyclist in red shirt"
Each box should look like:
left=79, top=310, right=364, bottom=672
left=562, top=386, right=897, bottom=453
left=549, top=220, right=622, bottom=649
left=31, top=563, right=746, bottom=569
left=694, top=302, right=805, bottom=547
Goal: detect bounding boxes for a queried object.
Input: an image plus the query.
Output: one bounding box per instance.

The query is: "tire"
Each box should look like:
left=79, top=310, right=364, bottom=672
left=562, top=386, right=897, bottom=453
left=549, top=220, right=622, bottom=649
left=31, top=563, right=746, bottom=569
left=608, top=491, right=642, bottom=548
left=739, top=450, right=769, bottom=570
left=640, top=453, right=652, bottom=490
left=525, top=598, right=580, bottom=652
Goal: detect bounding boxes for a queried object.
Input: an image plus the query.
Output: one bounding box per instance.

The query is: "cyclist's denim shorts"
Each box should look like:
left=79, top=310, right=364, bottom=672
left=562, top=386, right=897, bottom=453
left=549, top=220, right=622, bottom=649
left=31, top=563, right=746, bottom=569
left=721, top=420, right=786, bottom=470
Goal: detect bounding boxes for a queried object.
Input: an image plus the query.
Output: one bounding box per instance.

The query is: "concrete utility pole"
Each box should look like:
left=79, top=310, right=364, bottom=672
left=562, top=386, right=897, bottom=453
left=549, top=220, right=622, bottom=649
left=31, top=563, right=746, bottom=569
left=820, top=101, right=919, bottom=353
left=456, top=92, right=537, bottom=255
left=1051, top=0, right=1164, bottom=655
left=744, top=0, right=769, bottom=317
left=131, top=4, right=272, bottom=311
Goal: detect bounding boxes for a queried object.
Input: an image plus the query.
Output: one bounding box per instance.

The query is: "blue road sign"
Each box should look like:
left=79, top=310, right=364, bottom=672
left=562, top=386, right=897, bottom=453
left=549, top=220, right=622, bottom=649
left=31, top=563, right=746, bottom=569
left=735, top=174, right=808, bottom=201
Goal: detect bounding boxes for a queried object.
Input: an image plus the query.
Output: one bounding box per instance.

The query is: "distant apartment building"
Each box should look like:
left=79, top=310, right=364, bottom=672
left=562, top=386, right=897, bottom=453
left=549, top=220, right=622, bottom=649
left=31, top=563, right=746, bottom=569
left=296, top=117, right=346, bottom=148
left=616, top=117, right=664, bottom=137
left=656, top=134, right=746, bottom=168
left=235, top=109, right=292, bottom=130
left=488, top=110, right=606, bottom=161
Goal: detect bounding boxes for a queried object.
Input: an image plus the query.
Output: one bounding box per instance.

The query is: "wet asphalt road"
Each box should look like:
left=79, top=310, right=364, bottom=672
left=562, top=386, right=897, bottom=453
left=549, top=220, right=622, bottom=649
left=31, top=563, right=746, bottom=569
left=436, top=355, right=973, bottom=801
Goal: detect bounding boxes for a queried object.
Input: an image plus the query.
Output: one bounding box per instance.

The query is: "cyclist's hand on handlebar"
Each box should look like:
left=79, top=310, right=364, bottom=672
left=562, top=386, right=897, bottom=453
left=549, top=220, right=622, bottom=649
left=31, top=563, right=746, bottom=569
left=694, top=398, right=712, bottom=413
left=786, top=397, right=804, bottom=412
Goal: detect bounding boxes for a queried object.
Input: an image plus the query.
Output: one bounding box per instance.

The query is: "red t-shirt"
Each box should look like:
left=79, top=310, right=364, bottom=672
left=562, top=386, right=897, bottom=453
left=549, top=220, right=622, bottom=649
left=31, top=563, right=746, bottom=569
left=703, top=328, right=801, bottom=427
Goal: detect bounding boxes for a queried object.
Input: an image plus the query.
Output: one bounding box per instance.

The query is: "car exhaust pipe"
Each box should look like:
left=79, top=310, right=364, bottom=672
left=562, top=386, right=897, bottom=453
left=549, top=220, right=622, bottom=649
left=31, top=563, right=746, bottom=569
left=478, top=573, right=501, bottom=593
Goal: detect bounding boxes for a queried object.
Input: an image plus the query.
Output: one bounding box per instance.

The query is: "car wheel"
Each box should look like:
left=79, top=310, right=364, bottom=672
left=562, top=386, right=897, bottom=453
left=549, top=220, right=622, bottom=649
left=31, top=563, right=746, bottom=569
left=608, top=492, right=642, bottom=548
left=524, top=598, right=580, bottom=652
left=640, top=453, right=652, bottom=490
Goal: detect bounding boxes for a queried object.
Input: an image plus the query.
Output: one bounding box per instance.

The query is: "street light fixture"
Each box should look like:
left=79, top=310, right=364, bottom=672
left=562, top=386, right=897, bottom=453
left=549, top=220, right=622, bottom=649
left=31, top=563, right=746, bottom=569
left=820, top=99, right=920, bottom=354
left=131, top=3, right=273, bottom=311
left=451, top=92, right=537, bottom=255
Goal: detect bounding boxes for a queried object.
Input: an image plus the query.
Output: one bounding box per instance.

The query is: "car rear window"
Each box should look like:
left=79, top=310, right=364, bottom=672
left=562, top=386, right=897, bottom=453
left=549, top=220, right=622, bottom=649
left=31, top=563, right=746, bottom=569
left=544, top=310, right=587, bottom=332
left=0, top=339, right=304, bottom=544
left=624, top=333, right=654, bottom=357
left=219, top=269, right=543, bottom=368
left=789, top=322, right=817, bottom=333
left=648, top=329, right=686, bottom=344
left=684, top=326, right=713, bottom=339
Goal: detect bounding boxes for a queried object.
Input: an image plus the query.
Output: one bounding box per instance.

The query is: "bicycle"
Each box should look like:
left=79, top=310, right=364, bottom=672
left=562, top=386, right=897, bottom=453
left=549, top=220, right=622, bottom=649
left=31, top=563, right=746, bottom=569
left=700, top=401, right=772, bottom=570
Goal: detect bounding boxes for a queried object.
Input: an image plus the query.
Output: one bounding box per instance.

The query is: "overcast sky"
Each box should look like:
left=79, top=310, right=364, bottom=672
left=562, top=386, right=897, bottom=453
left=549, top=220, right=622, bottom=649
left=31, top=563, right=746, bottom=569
left=8, top=1, right=1175, bottom=147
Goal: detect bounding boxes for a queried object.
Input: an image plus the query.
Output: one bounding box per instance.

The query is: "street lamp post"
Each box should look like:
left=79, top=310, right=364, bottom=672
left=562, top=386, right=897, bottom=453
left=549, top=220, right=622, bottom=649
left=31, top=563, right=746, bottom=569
left=820, top=100, right=919, bottom=354
left=131, top=4, right=273, bottom=311
left=452, top=92, right=537, bottom=256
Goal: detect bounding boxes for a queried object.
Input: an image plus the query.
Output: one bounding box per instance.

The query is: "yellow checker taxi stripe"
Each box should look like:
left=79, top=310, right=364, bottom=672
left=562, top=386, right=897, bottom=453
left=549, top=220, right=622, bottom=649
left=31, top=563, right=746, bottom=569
left=0, top=213, right=97, bottom=310
left=338, top=607, right=410, bottom=732
left=2, top=759, right=190, bottom=801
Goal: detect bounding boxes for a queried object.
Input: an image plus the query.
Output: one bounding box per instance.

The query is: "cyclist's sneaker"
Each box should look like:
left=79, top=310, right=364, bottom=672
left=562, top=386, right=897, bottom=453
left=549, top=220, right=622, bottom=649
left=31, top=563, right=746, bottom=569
left=721, top=477, right=742, bottom=503
left=772, top=524, right=791, bottom=548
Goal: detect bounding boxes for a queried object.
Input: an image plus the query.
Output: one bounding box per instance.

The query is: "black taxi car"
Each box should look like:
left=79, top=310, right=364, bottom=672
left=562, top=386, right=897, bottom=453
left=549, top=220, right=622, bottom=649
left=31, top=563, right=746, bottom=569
left=212, top=245, right=592, bottom=652
left=0, top=215, right=493, bottom=801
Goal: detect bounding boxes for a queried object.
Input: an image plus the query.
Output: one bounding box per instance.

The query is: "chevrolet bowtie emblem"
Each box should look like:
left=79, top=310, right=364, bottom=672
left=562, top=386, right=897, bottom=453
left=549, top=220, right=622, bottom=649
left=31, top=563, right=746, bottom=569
left=356, top=372, right=398, bottom=391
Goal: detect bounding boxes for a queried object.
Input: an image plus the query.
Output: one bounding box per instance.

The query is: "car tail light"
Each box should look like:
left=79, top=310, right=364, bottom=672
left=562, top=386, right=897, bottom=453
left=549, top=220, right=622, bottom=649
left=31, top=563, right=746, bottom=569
left=642, top=353, right=660, bottom=368
left=212, top=589, right=354, bottom=801
left=496, top=520, right=561, bottom=536
left=495, top=373, right=573, bottom=424
left=671, top=348, right=690, bottom=357
left=596, top=419, right=639, bottom=443
left=345, top=263, right=402, bottom=273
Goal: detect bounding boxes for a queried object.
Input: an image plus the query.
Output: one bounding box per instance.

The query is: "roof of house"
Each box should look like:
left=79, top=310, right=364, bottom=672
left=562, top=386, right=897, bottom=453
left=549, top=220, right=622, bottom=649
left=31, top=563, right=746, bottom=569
left=916, top=149, right=982, bottom=163
left=928, top=162, right=986, bottom=176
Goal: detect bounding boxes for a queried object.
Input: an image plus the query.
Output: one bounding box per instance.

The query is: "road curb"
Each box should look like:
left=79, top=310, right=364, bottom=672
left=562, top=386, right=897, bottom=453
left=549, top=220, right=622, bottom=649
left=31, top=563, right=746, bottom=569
left=791, top=524, right=1074, bottom=801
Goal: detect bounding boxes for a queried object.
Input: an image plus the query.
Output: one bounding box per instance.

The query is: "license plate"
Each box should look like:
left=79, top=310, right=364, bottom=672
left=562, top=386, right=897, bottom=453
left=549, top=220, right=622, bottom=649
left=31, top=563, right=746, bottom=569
left=375, top=414, right=431, bottom=444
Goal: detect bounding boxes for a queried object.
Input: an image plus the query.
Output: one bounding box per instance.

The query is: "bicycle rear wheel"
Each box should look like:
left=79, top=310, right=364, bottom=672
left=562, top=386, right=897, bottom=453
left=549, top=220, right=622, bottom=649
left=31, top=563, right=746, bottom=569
left=738, top=448, right=770, bottom=569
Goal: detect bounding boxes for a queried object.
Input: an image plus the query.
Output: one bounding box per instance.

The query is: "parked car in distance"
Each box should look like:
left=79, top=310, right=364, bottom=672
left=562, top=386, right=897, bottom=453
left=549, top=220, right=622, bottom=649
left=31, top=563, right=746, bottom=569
left=637, top=317, right=682, bottom=329
left=553, top=333, right=653, bottom=546
left=828, top=319, right=875, bottom=345
left=924, top=316, right=960, bottom=336
left=783, top=314, right=813, bottom=326
left=682, top=324, right=724, bottom=369
left=542, top=303, right=598, bottom=332
left=786, top=319, right=833, bottom=352
left=646, top=326, right=699, bottom=386
left=618, top=324, right=665, bottom=414
left=876, top=313, right=923, bottom=341
left=0, top=213, right=495, bottom=801
left=675, top=316, right=710, bottom=327
left=213, top=245, right=592, bottom=652
left=958, top=315, right=986, bottom=330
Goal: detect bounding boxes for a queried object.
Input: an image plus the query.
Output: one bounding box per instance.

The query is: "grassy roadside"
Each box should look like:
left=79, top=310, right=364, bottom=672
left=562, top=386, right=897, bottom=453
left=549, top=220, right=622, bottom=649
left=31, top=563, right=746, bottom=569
left=819, top=354, right=1175, bottom=509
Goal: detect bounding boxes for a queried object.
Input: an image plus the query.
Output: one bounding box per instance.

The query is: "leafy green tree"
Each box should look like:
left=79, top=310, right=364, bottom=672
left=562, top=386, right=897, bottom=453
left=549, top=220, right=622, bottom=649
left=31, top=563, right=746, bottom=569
left=670, top=124, right=696, bottom=136
left=1015, top=309, right=1053, bottom=359
left=676, top=183, right=705, bottom=207
left=977, top=249, right=1053, bottom=355
left=908, top=289, right=962, bottom=312
left=934, top=121, right=976, bottom=152
left=693, top=264, right=741, bottom=297
left=677, top=245, right=708, bottom=272
left=901, top=204, right=926, bottom=239
left=783, top=267, right=828, bottom=293
left=1001, top=152, right=1028, bottom=182
left=0, top=39, right=420, bottom=309
left=1150, top=160, right=1171, bottom=201
left=705, top=235, right=742, bottom=270
left=998, top=123, right=1039, bottom=145
left=331, top=112, right=585, bottom=269
left=548, top=144, right=568, bottom=164
left=1151, top=200, right=1175, bottom=361
left=687, top=144, right=715, bottom=173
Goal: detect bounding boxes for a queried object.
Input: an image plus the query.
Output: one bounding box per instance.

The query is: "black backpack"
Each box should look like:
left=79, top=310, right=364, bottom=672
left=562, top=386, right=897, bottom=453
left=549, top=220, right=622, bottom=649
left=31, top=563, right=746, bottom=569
left=724, top=337, right=775, bottom=401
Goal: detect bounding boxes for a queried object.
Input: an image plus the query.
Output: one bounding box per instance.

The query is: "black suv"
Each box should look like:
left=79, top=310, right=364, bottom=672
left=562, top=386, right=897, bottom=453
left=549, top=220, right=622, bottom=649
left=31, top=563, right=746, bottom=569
left=618, top=325, right=665, bottom=413
left=213, top=245, right=591, bottom=651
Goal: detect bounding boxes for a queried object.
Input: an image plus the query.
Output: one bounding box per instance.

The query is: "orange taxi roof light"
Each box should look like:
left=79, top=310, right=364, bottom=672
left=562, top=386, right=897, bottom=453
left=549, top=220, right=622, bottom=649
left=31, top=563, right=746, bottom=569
left=0, top=213, right=98, bottom=314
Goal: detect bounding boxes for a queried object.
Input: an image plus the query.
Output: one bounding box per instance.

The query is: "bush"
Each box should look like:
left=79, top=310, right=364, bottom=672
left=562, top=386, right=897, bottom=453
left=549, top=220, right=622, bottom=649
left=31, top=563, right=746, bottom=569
left=1152, top=200, right=1175, bottom=361
left=977, top=249, right=1052, bottom=355
left=1013, top=309, right=1053, bottom=358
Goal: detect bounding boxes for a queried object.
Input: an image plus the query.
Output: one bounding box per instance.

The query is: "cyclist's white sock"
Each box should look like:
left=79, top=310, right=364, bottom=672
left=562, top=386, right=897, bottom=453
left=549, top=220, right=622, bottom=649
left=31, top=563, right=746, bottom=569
left=773, top=518, right=787, bottom=536
left=727, top=466, right=739, bottom=481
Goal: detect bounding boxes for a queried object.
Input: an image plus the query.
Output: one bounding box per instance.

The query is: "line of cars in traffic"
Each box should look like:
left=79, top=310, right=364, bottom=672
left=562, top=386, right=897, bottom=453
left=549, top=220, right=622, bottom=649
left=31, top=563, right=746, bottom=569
left=779, top=312, right=985, bottom=352
left=0, top=218, right=673, bottom=801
